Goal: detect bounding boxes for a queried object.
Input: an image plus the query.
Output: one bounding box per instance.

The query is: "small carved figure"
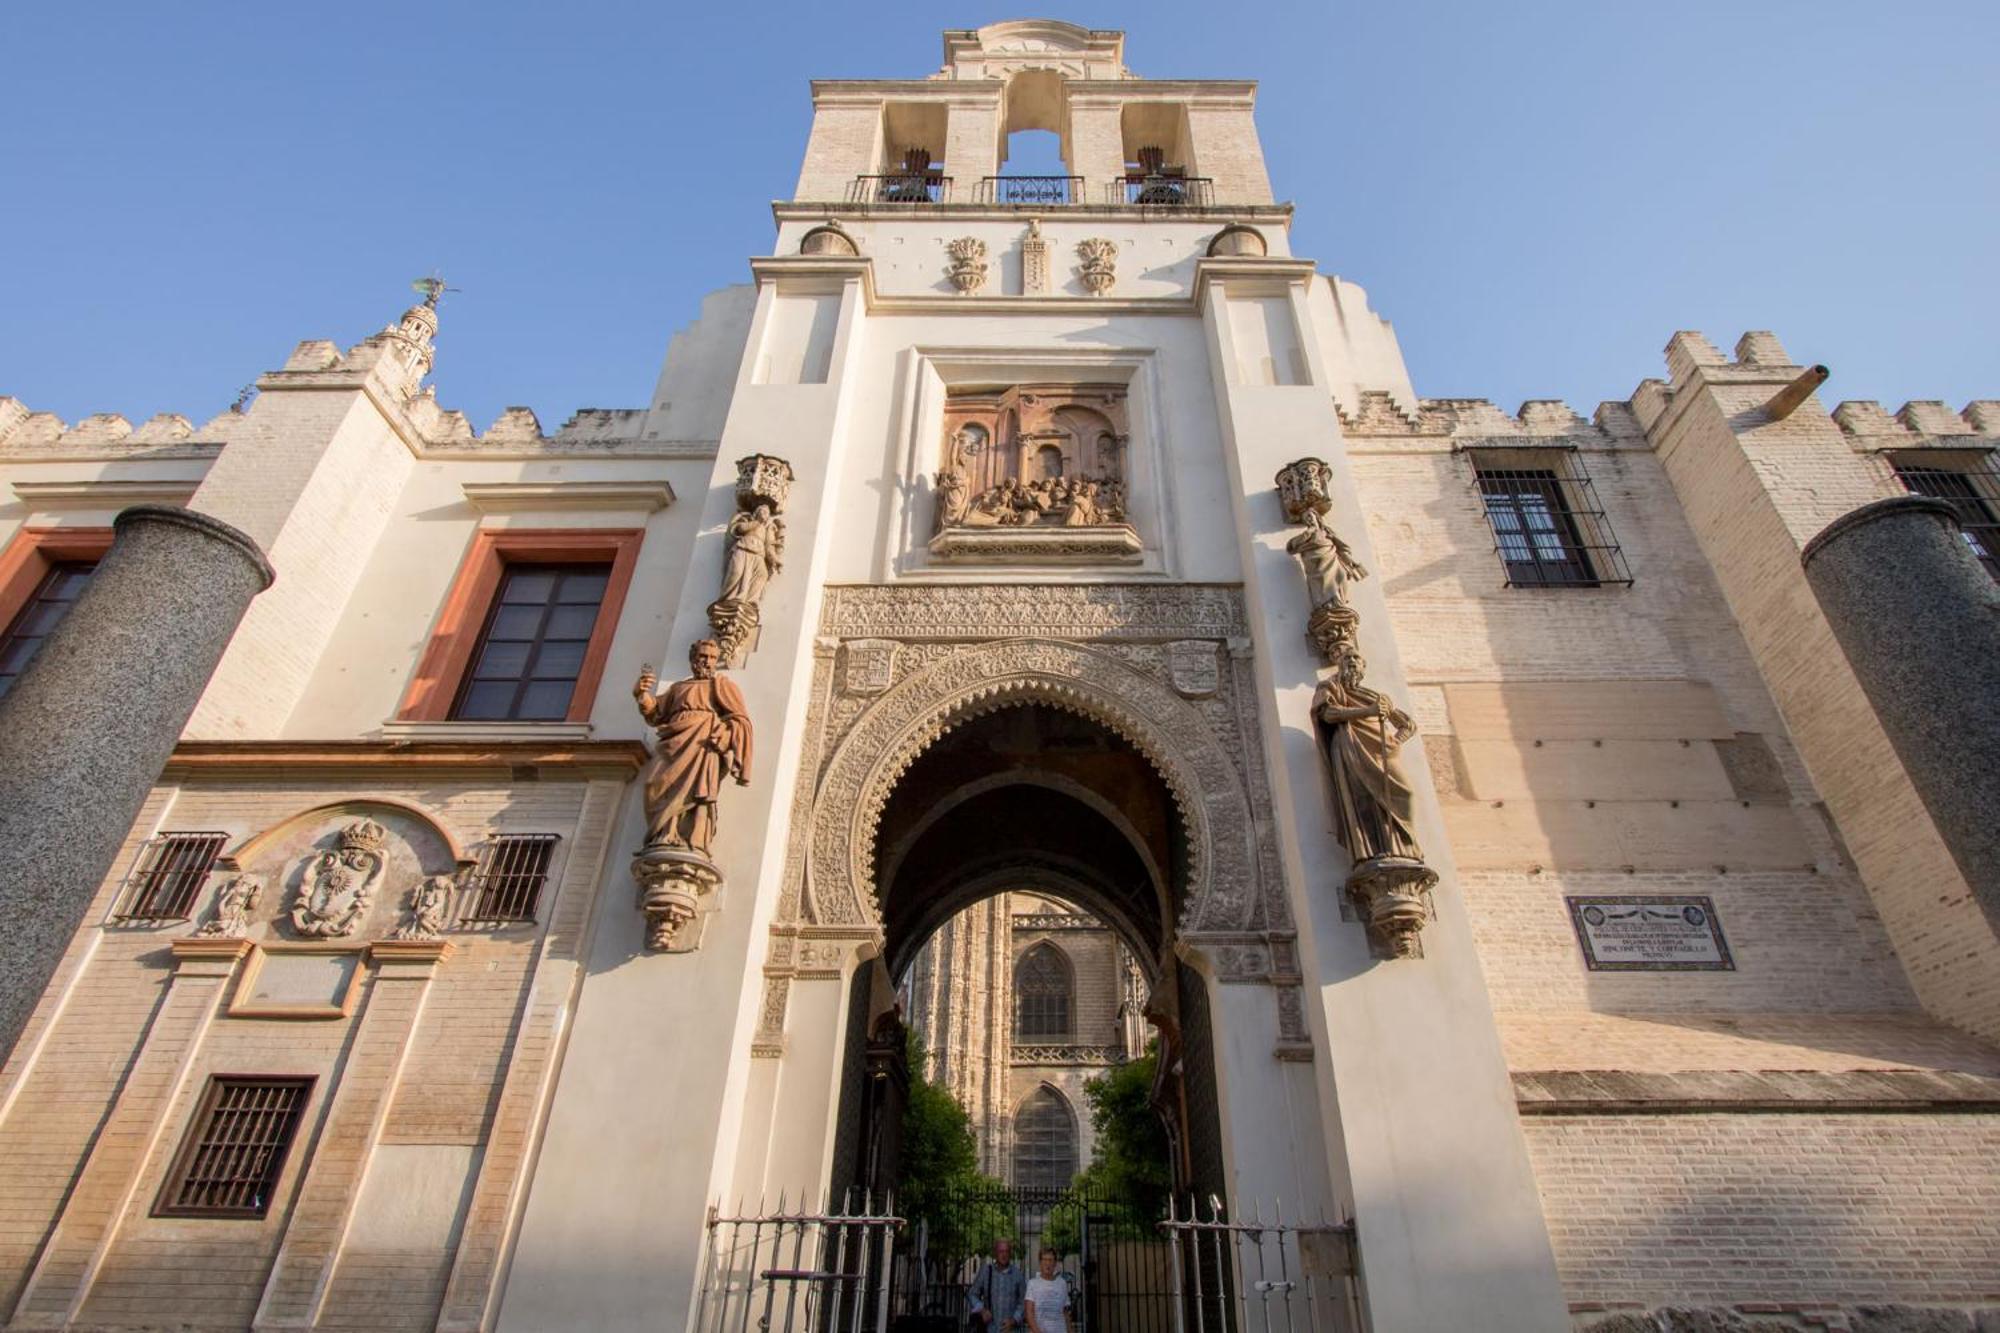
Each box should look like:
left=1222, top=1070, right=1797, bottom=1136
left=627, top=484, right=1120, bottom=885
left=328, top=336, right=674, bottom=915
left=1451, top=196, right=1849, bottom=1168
left=718, top=503, right=784, bottom=606
left=393, top=875, right=454, bottom=942
left=1310, top=649, right=1423, bottom=865
left=634, top=640, right=754, bottom=856
left=195, top=874, right=264, bottom=939
left=935, top=468, right=971, bottom=531
left=1287, top=508, right=1367, bottom=615
left=1065, top=479, right=1101, bottom=526
left=292, top=820, right=388, bottom=938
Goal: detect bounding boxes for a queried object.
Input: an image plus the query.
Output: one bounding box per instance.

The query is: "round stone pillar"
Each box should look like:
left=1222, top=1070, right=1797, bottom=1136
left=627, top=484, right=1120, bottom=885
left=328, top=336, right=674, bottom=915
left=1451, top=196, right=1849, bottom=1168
left=0, top=505, right=273, bottom=1058
left=1802, top=494, right=2000, bottom=925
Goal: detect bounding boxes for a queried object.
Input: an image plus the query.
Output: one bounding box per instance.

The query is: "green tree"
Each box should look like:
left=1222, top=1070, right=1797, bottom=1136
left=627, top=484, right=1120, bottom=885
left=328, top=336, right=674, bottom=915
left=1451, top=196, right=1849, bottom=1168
left=1045, top=1044, right=1172, bottom=1252
left=899, top=1033, right=1011, bottom=1255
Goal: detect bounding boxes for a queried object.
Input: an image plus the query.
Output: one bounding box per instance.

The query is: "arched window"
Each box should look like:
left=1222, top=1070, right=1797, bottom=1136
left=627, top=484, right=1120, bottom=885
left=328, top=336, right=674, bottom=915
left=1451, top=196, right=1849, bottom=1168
left=1035, top=444, right=1065, bottom=480
left=1015, top=944, right=1071, bottom=1039
left=1013, top=1087, right=1078, bottom=1190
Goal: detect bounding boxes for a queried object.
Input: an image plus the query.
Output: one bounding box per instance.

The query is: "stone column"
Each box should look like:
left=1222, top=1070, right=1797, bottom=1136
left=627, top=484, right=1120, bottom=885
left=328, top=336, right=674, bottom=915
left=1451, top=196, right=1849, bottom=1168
left=1802, top=495, right=2000, bottom=925
left=0, top=505, right=272, bottom=1061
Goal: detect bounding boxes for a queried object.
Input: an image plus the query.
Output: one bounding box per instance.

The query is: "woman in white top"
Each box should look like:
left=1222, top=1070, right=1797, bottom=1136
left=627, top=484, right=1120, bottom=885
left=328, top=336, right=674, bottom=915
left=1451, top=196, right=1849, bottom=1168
left=1024, top=1247, right=1072, bottom=1333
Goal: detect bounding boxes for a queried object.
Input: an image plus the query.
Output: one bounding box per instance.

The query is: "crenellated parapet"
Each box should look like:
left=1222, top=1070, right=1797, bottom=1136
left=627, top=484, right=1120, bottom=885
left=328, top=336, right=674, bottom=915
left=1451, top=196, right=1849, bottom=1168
left=0, top=398, right=223, bottom=460
left=1831, top=398, right=2000, bottom=449
left=1336, top=389, right=1647, bottom=450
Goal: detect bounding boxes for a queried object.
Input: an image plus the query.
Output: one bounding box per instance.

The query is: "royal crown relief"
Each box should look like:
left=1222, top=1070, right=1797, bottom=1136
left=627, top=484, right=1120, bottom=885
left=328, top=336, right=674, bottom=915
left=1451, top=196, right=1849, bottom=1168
left=929, top=384, right=1144, bottom=564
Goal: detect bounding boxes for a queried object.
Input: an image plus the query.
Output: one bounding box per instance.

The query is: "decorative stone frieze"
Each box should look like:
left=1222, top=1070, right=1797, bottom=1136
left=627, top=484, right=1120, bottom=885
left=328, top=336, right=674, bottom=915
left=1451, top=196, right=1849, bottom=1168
left=822, top=582, right=1248, bottom=642
left=291, top=820, right=388, bottom=938
left=945, top=237, right=988, bottom=294
left=1076, top=237, right=1118, bottom=295
left=1012, top=1044, right=1124, bottom=1065
left=706, top=454, right=792, bottom=664
left=632, top=639, right=753, bottom=951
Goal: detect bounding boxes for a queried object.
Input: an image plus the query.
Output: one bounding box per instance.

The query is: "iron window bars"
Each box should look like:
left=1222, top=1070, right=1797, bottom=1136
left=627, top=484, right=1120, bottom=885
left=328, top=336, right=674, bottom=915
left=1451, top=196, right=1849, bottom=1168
left=1889, top=450, right=2000, bottom=581
left=1468, top=447, right=1633, bottom=588
left=457, top=834, right=561, bottom=925
left=154, top=1076, right=313, bottom=1218
left=116, top=832, right=229, bottom=921
left=0, top=560, right=96, bottom=697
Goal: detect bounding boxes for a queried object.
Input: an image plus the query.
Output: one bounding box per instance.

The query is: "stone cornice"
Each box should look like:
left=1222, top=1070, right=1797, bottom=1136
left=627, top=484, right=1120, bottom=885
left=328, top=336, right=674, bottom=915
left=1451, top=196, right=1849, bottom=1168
left=772, top=201, right=1294, bottom=228
left=1192, top=256, right=1321, bottom=312
left=163, top=739, right=649, bottom=780
left=1513, top=1068, right=2000, bottom=1113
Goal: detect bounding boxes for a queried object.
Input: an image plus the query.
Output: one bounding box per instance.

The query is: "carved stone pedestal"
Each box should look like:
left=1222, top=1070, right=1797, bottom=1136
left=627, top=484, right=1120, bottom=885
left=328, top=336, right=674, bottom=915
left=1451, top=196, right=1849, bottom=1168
left=1305, top=601, right=1359, bottom=660
left=1345, top=856, right=1437, bottom=960
left=633, top=845, right=723, bottom=952
left=928, top=523, right=1144, bottom=565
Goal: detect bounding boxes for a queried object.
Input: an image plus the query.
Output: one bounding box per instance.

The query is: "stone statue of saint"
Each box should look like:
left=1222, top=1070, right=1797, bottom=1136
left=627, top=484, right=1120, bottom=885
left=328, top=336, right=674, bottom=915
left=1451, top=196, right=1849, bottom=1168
left=935, top=468, right=970, bottom=530
left=1286, top=508, right=1367, bottom=613
left=393, top=875, right=454, bottom=941
left=1310, top=648, right=1423, bottom=864
left=718, top=504, right=783, bottom=607
left=634, top=639, right=753, bottom=855
left=1064, top=479, right=1100, bottom=526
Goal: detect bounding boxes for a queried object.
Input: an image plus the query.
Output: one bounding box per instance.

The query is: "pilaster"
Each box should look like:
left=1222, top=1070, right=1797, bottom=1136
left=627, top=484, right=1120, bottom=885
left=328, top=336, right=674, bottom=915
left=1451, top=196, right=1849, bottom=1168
left=498, top=259, right=873, bottom=1333
left=9, top=939, right=251, bottom=1328
left=1196, top=258, right=1568, bottom=1330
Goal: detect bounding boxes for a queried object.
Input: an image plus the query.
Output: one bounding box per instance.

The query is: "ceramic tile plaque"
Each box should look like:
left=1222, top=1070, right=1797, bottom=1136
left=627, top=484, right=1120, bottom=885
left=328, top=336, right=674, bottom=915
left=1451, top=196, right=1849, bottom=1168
left=1566, top=895, right=1733, bottom=971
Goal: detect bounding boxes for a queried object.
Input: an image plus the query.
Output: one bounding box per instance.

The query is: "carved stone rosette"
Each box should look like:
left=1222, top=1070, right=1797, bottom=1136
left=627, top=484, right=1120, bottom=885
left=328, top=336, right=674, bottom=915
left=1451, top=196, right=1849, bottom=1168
left=633, top=846, right=723, bottom=951
left=945, top=237, right=988, bottom=294
left=1076, top=238, right=1117, bottom=296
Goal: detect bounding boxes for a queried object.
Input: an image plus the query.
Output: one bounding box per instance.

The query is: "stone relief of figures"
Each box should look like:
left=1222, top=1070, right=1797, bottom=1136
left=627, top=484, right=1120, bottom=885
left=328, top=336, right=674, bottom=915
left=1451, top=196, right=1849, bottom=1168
left=930, top=386, right=1139, bottom=562
left=194, top=873, right=264, bottom=939
left=1279, top=458, right=1438, bottom=959
left=292, top=819, right=388, bottom=938
left=631, top=638, right=754, bottom=950
left=393, top=875, right=455, bottom=942
left=706, top=453, right=793, bottom=664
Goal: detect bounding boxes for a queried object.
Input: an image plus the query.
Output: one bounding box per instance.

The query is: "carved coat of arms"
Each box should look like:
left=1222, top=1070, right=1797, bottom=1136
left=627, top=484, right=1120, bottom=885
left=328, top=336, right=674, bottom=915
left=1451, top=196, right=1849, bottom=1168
left=292, top=819, right=388, bottom=938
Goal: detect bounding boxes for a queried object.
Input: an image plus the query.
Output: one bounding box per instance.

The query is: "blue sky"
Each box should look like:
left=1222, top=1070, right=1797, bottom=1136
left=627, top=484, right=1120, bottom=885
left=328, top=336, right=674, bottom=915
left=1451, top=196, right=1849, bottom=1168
left=3, top=2, right=1994, bottom=432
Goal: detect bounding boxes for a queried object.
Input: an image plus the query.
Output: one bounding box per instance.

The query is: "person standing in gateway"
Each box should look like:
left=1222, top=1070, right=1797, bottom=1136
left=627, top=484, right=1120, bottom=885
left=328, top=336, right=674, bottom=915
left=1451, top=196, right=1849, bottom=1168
left=1024, top=1247, right=1073, bottom=1333
left=966, top=1238, right=1026, bottom=1331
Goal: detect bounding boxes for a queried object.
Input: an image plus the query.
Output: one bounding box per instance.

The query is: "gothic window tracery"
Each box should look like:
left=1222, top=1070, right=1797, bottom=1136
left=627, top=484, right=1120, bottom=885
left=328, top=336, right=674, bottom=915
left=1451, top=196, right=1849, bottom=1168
left=1012, top=1086, right=1078, bottom=1189
left=1015, top=942, right=1072, bottom=1040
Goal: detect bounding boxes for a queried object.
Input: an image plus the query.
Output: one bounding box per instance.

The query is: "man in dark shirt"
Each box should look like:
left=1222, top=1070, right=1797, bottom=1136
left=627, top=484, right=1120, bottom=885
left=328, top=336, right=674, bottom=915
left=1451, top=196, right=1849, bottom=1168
left=966, top=1238, right=1026, bottom=1330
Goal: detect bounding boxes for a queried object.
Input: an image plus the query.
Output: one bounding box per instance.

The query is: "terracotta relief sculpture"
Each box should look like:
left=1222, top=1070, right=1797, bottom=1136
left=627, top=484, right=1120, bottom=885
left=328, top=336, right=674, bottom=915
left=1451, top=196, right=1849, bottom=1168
left=632, top=638, right=754, bottom=950
left=194, top=873, right=264, bottom=939
left=929, top=384, right=1142, bottom=563
left=706, top=454, right=793, bottom=664
left=292, top=819, right=387, bottom=938
left=1279, top=459, right=1438, bottom=959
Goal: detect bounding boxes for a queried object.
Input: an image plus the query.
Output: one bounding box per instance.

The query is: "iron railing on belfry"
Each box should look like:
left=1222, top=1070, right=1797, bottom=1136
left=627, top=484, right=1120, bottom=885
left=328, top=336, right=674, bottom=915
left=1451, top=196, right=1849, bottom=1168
left=1112, top=176, right=1215, bottom=207
left=978, top=175, right=1084, bottom=206
left=695, top=1192, right=903, bottom=1333
left=849, top=175, right=953, bottom=204
left=1160, top=1196, right=1361, bottom=1333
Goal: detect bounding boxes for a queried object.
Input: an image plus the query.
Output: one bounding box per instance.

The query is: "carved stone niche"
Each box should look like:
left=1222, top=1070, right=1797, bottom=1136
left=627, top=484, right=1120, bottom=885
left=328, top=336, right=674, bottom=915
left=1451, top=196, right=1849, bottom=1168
left=929, top=384, right=1143, bottom=565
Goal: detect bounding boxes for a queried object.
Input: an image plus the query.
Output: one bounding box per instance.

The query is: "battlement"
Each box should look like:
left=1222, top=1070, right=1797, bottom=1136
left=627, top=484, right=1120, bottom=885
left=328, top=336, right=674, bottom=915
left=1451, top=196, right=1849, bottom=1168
left=1336, top=390, right=1645, bottom=446
left=0, top=397, right=226, bottom=459
left=404, top=394, right=651, bottom=454
left=1831, top=398, right=2000, bottom=445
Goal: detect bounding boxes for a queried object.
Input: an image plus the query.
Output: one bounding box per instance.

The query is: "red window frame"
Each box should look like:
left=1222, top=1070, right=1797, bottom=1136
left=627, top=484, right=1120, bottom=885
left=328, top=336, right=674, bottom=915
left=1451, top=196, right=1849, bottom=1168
left=398, top=529, right=642, bottom=724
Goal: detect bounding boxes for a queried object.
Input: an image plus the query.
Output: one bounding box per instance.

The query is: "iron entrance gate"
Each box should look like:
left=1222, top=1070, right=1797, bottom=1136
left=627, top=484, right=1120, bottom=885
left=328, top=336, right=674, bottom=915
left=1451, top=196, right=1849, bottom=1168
left=890, top=1184, right=1177, bottom=1333
left=696, top=1190, right=1359, bottom=1333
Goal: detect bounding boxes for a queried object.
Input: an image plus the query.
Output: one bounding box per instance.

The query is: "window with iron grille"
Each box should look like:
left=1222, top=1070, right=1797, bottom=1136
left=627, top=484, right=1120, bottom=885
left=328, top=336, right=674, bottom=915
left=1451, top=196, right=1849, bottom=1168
left=1014, top=943, right=1072, bottom=1040
left=1469, top=449, right=1633, bottom=588
left=0, top=560, right=96, bottom=697
left=459, top=834, right=560, bottom=924
left=154, top=1076, right=313, bottom=1218
left=1890, top=450, right=2000, bottom=581
left=451, top=563, right=611, bottom=721
left=1012, top=1087, right=1078, bottom=1189
left=118, top=832, right=229, bottom=921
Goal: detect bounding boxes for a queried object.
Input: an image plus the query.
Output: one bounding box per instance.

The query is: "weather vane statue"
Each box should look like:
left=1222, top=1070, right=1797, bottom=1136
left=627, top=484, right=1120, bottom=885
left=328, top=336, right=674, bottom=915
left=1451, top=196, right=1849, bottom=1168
left=410, top=273, right=460, bottom=308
